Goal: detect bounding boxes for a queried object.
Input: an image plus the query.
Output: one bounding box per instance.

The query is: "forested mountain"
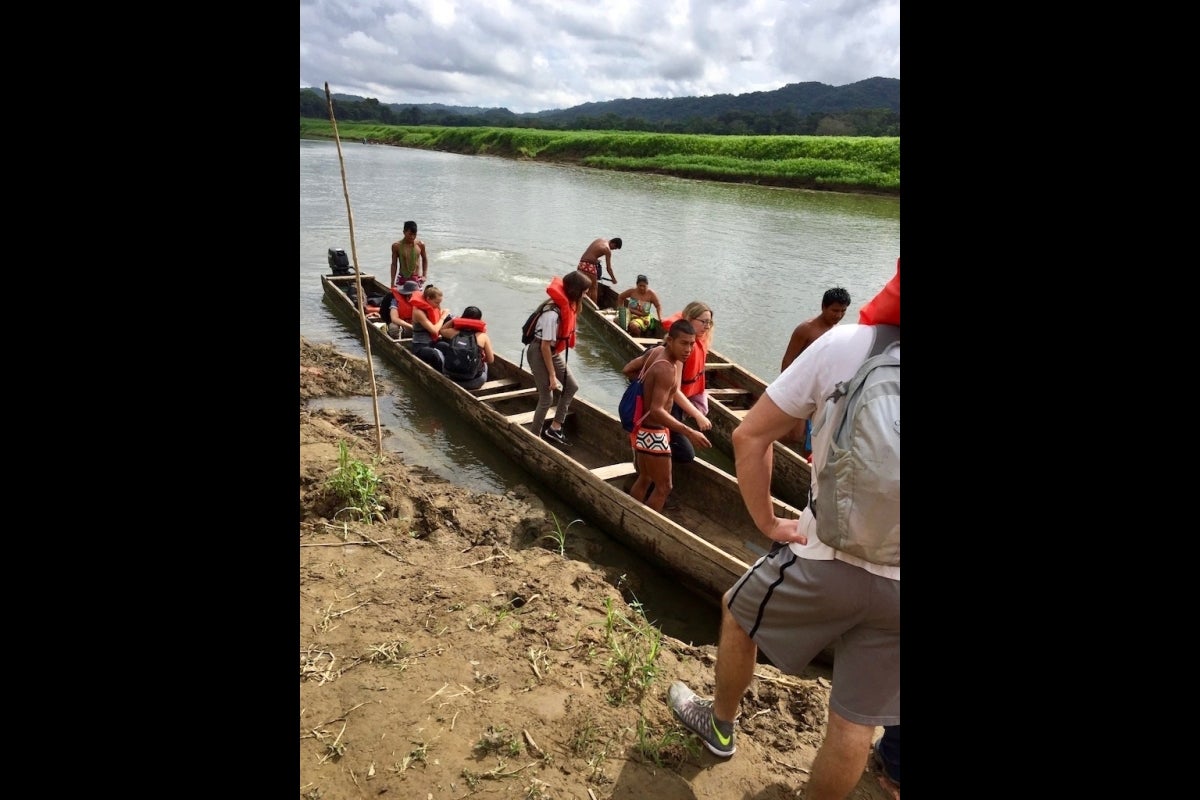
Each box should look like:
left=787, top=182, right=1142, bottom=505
left=300, top=77, right=899, bottom=136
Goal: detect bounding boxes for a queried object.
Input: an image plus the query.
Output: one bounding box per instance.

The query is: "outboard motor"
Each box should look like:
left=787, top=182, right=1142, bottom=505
left=327, top=247, right=351, bottom=275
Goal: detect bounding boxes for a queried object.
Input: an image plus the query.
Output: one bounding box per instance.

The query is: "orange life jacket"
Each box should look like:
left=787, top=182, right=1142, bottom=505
left=545, top=276, right=578, bottom=355
left=859, top=258, right=900, bottom=326
left=662, top=312, right=707, bottom=396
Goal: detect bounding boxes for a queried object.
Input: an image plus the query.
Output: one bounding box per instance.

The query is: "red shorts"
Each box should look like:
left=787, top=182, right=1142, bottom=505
left=577, top=260, right=600, bottom=279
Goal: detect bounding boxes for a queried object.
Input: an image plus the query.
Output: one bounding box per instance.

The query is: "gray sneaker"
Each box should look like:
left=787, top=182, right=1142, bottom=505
left=667, top=680, right=736, bottom=757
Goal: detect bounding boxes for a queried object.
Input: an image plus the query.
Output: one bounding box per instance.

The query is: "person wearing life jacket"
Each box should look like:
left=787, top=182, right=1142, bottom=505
left=409, top=284, right=447, bottom=371
left=437, top=305, right=494, bottom=390
left=858, top=257, right=899, bottom=326
left=383, top=280, right=421, bottom=339
left=528, top=271, right=591, bottom=446
left=656, top=301, right=716, bottom=463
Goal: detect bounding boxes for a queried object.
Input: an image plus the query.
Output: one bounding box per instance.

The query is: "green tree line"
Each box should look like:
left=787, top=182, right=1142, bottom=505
left=300, top=88, right=899, bottom=137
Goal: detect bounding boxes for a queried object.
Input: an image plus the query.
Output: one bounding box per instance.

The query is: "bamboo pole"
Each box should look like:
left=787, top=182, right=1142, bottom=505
left=324, top=83, right=384, bottom=457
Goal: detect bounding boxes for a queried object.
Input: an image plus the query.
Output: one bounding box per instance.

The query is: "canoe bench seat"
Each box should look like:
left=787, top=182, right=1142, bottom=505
left=706, top=388, right=753, bottom=400
left=478, top=387, right=540, bottom=403
left=472, top=377, right=520, bottom=394
left=591, top=462, right=638, bottom=481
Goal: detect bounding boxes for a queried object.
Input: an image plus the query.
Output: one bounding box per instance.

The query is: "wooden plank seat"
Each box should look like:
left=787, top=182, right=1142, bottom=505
left=591, top=462, right=638, bottom=481
left=479, top=387, right=540, bottom=403
left=472, top=377, right=520, bottom=394
left=702, top=362, right=736, bottom=371
left=706, top=388, right=753, bottom=400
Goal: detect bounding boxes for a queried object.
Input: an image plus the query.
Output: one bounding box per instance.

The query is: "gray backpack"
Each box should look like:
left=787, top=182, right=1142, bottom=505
left=811, top=325, right=900, bottom=566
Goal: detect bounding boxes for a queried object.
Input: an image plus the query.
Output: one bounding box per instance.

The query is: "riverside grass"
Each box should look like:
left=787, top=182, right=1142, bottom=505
left=300, top=120, right=899, bottom=194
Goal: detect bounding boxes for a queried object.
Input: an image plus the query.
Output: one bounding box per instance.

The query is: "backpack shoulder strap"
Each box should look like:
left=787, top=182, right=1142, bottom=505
left=825, top=325, right=900, bottom=402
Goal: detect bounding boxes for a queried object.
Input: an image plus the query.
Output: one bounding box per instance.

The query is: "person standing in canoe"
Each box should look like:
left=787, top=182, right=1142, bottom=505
left=576, top=237, right=621, bottom=304
left=616, top=274, right=663, bottom=337
left=779, top=287, right=852, bottom=457
left=529, top=271, right=592, bottom=447
left=655, top=301, right=716, bottom=462
left=626, top=319, right=712, bottom=512
left=390, top=220, right=428, bottom=290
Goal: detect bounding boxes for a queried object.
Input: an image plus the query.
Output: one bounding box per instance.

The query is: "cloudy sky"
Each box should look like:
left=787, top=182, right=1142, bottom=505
left=299, top=0, right=899, bottom=114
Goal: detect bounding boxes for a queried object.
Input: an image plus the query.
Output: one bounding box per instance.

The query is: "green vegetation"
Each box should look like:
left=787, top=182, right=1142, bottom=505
left=300, top=119, right=898, bottom=194
left=301, top=80, right=900, bottom=136
left=325, top=441, right=383, bottom=523
left=592, top=593, right=665, bottom=705
left=539, top=513, right=584, bottom=556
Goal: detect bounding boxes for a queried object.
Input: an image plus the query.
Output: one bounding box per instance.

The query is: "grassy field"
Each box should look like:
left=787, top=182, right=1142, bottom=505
left=300, top=119, right=899, bottom=195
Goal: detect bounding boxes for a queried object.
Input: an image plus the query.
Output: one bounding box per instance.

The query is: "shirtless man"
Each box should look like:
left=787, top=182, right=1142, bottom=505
left=779, top=286, right=851, bottom=454
left=627, top=319, right=712, bottom=512
left=577, top=237, right=621, bottom=304
left=390, top=221, right=429, bottom=289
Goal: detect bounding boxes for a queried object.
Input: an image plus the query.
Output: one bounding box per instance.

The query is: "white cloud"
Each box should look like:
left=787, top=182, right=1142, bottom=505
left=299, top=0, right=900, bottom=113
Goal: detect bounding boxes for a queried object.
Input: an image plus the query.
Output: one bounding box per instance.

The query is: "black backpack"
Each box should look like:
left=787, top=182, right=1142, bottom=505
left=520, top=300, right=554, bottom=345
left=443, top=331, right=482, bottom=380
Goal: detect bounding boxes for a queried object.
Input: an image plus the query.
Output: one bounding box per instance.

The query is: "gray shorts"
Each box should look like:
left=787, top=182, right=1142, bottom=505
left=726, top=544, right=900, bottom=726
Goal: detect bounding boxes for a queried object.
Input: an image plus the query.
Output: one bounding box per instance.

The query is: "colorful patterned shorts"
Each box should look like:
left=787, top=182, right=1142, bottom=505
left=632, top=426, right=671, bottom=455
left=577, top=260, right=600, bottom=279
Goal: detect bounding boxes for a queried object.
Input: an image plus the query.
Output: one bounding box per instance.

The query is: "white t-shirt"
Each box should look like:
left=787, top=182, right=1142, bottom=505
left=766, top=323, right=900, bottom=581
left=534, top=307, right=560, bottom=344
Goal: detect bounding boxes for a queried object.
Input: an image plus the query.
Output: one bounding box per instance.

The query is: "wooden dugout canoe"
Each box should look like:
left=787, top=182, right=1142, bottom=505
left=319, top=271, right=804, bottom=604
left=583, top=283, right=812, bottom=510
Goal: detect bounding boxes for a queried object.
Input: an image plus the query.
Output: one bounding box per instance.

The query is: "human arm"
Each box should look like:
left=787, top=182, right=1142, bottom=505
left=389, top=243, right=399, bottom=286
left=438, top=318, right=456, bottom=340
left=388, top=306, right=414, bottom=332
left=418, top=240, right=428, bottom=278
left=652, top=292, right=663, bottom=321
left=481, top=333, right=495, bottom=364
left=673, top=386, right=712, bottom=431
left=780, top=322, right=816, bottom=372
left=732, top=395, right=806, bottom=543
left=603, top=246, right=616, bottom=282
left=540, top=338, right=561, bottom=391
left=622, top=349, right=651, bottom=379
left=413, top=308, right=440, bottom=340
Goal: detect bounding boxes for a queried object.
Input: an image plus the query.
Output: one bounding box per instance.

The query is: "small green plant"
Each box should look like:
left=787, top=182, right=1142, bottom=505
left=473, top=725, right=523, bottom=757
left=634, top=716, right=698, bottom=767
left=539, top=512, right=584, bottom=555
left=593, top=592, right=665, bottom=705
left=326, top=441, right=383, bottom=523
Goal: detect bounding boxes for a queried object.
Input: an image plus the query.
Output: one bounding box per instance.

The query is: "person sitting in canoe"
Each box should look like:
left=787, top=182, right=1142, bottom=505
left=381, top=280, right=421, bottom=339
left=437, top=305, right=494, bottom=390
left=409, top=284, right=447, bottom=371
left=616, top=274, right=663, bottom=337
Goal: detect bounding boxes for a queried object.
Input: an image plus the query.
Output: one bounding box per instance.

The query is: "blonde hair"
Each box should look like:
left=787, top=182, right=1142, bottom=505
left=682, top=301, right=714, bottom=346
left=423, top=285, right=443, bottom=303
